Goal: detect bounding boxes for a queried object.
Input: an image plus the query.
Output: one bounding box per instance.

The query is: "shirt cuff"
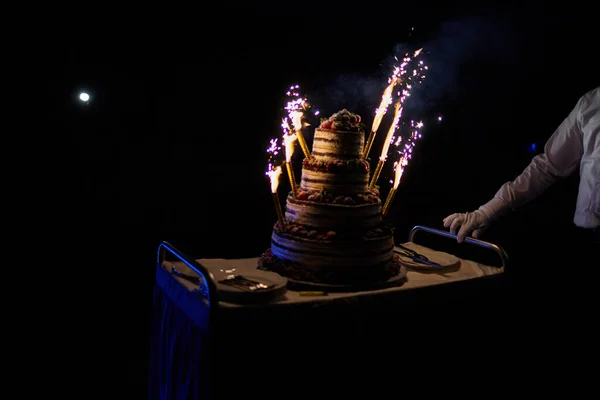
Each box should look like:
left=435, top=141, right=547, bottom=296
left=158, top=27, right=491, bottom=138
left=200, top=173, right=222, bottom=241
left=478, top=197, right=510, bottom=220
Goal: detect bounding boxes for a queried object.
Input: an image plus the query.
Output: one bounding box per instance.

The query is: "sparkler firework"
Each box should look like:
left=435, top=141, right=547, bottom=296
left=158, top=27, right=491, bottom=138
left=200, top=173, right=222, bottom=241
left=265, top=85, right=320, bottom=228
left=265, top=162, right=285, bottom=229
left=265, top=138, right=286, bottom=228
left=369, top=47, right=428, bottom=192
left=369, top=99, right=402, bottom=189
left=264, top=42, right=436, bottom=225
left=282, top=85, right=312, bottom=159
left=363, top=68, right=401, bottom=159
left=283, top=133, right=298, bottom=196
left=382, top=155, right=408, bottom=216
left=381, top=119, right=426, bottom=216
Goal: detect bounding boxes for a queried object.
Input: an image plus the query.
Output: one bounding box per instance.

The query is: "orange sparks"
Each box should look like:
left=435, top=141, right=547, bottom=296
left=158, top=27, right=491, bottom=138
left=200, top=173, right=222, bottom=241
left=266, top=164, right=283, bottom=193
left=266, top=163, right=285, bottom=227
left=379, top=100, right=403, bottom=162
left=392, top=155, right=408, bottom=190
left=283, top=85, right=312, bottom=159
left=369, top=100, right=402, bottom=189
left=363, top=68, right=401, bottom=159
left=283, top=133, right=298, bottom=195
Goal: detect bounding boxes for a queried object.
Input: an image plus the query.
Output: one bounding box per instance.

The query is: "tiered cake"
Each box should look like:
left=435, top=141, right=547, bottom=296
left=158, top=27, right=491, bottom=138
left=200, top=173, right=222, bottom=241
left=259, top=109, right=403, bottom=287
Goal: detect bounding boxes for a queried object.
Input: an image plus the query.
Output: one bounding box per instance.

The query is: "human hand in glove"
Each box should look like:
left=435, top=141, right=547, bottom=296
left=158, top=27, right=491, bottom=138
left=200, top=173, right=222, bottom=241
left=443, top=210, right=491, bottom=243
left=442, top=197, right=509, bottom=243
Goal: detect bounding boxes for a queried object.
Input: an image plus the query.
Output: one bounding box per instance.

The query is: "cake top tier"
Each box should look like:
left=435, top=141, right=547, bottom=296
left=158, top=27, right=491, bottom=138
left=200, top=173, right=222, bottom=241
left=312, top=109, right=365, bottom=161
left=318, top=109, right=364, bottom=132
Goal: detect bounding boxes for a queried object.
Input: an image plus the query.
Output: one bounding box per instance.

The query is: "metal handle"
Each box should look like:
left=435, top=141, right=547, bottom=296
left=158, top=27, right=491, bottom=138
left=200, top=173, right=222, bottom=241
left=157, top=241, right=219, bottom=303
left=407, top=225, right=509, bottom=269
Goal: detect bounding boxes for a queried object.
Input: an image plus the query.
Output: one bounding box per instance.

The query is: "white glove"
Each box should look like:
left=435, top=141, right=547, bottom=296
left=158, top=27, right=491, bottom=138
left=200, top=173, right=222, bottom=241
left=443, top=197, right=509, bottom=243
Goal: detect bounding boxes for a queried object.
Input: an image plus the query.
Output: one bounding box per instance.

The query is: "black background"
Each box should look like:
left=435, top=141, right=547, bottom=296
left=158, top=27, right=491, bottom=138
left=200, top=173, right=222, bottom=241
left=43, top=5, right=597, bottom=396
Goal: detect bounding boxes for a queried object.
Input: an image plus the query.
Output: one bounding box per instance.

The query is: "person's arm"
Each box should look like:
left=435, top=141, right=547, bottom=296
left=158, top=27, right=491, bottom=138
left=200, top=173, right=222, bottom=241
left=444, top=96, right=585, bottom=242
left=494, top=100, right=585, bottom=209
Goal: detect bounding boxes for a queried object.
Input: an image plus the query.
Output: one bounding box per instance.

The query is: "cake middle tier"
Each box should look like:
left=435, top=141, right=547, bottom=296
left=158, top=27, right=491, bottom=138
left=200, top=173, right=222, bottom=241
left=311, top=128, right=364, bottom=161
left=285, top=196, right=381, bottom=230
left=300, top=167, right=369, bottom=193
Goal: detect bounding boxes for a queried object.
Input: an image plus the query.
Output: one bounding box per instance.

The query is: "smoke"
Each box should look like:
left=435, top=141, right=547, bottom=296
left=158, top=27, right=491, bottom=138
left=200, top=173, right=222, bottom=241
left=401, top=15, right=520, bottom=112
left=308, top=15, right=521, bottom=118
left=308, top=74, right=384, bottom=119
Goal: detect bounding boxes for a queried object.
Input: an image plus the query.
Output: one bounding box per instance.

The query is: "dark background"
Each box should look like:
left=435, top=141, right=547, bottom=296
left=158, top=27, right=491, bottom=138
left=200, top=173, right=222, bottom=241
left=45, top=6, right=596, bottom=396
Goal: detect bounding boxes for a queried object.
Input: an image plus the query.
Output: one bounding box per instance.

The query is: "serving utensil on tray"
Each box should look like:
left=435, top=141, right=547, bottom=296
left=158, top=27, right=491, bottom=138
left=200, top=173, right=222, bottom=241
left=172, top=266, right=272, bottom=291
left=218, top=275, right=272, bottom=292
left=394, top=244, right=443, bottom=269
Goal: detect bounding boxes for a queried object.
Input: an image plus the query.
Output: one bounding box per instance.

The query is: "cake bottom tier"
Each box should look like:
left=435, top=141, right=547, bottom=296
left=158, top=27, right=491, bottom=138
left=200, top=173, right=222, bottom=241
left=258, top=230, right=400, bottom=285
left=258, top=248, right=403, bottom=286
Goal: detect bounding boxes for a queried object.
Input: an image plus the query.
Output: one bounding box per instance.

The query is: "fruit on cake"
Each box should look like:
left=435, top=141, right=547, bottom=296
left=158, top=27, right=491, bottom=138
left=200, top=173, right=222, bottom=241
left=258, top=109, right=402, bottom=286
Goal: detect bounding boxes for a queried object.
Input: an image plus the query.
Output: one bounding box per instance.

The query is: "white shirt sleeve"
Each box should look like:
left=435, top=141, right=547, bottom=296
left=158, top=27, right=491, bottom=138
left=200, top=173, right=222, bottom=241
left=494, top=97, right=585, bottom=209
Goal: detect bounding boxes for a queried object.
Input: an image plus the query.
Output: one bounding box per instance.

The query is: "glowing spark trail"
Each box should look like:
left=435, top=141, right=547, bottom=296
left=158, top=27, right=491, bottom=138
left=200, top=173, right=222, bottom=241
left=282, top=85, right=312, bottom=159
left=283, top=133, right=298, bottom=196
left=369, top=100, right=402, bottom=188
left=369, top=47, right=427, bottom=191
left=265, top=137, right=286, bottom=227
left=363, top=68, right=401, bottom=159
left=265, top=162, right=285, bottom=228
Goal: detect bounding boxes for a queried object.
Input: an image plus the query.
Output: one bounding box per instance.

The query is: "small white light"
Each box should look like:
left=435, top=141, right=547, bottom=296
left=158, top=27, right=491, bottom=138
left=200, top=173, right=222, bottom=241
left=79, top=92, right=90, bottom=102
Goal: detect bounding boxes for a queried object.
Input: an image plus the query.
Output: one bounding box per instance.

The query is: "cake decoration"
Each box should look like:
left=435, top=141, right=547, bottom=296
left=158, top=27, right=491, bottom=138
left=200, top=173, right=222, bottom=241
left=318, top=108, right=364, bottom=132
